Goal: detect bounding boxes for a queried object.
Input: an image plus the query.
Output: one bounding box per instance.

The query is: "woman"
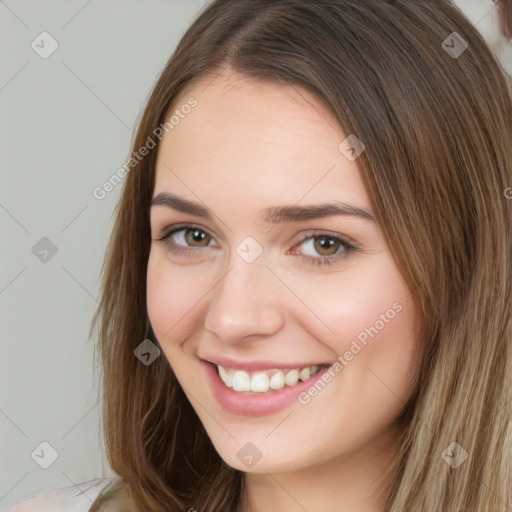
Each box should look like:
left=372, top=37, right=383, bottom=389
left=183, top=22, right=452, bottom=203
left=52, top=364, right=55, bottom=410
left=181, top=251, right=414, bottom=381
left=11, top=0, right=511, bottom=511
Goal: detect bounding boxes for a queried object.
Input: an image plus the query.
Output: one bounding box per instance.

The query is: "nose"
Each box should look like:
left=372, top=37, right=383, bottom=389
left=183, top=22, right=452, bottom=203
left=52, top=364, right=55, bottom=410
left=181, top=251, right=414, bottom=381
left=203, top=252, right=285, bottom=344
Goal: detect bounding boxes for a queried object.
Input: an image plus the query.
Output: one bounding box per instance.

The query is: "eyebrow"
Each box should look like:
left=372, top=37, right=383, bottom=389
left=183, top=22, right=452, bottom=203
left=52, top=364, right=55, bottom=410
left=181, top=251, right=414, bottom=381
left=150, top=192, right=375, bottom=223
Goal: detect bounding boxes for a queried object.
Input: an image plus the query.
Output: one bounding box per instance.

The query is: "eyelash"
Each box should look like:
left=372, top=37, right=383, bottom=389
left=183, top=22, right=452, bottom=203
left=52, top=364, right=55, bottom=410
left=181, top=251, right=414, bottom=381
left=154, top=224, right=359, bottom=267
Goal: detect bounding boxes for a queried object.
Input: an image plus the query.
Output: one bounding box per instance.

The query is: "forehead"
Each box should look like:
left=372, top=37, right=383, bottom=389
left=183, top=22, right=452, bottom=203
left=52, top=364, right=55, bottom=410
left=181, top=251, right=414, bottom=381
left=152, top=70, right=370, bottom=221
left=172, top=70, right=342, bottom=146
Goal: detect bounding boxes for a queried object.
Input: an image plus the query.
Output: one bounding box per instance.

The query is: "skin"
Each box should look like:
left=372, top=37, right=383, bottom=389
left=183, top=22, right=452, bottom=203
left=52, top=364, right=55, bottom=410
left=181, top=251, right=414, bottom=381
left=147, top=68, right=423, bottom=512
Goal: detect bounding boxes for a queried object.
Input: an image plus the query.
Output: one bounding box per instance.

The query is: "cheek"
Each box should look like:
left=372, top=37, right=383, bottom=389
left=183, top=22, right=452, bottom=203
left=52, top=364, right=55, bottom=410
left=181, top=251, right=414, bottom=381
left=289, top=254, right=421, bottom=395
left=290, top=260, right=421, bottom=452
left=336, top=279, right=421, bottom=413
left=146, top=252, right=205, bottom=351
left=329, top=275, right=413, bottom=354
left=286, top=254, right=414, bottom=345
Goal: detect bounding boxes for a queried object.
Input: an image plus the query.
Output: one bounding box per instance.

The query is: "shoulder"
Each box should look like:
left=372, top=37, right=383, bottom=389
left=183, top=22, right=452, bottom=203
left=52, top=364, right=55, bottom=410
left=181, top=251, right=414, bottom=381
left=10, top=478, right=114, bottom=512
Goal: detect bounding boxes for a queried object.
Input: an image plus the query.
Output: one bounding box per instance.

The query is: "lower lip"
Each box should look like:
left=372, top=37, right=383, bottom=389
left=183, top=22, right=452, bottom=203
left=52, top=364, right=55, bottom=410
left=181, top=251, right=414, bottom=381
left=201, top=360, right=332, bottom=416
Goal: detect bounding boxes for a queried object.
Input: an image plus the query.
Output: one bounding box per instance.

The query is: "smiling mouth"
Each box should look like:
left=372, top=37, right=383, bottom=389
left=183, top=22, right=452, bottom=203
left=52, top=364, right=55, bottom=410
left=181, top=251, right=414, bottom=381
left=211, top=362, right=331, bottom=393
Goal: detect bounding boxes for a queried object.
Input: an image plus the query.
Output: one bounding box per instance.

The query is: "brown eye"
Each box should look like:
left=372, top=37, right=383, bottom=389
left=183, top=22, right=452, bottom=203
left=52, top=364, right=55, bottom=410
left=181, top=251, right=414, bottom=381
left=312, top=236, right=340, bottom=256
left=155, top=225, right=215, bottom=254
left=292, top=232, right=358, bottom=268
left=184, top=228, right=211, bottom=247
left=156, top=225, right=358, bottom=268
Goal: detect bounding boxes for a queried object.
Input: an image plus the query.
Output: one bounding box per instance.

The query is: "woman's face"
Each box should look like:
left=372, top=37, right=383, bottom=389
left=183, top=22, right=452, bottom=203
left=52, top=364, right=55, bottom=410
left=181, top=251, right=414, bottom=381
left=147, top=69, right=422, bottom=474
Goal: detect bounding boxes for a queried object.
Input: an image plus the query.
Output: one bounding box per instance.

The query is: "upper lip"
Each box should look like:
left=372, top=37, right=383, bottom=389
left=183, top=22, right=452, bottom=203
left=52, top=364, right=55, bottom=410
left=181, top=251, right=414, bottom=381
left=202, top=356, right=331, bottom=371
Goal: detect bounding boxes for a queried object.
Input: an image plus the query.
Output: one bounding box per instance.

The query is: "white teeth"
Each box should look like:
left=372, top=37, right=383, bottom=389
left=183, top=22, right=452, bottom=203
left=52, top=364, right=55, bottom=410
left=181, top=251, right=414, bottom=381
left=284, top=369, right=299, bottom=386
left=250, top=372, right=270, bottom=392
left=216, top=364, right=326, bottom=393
left=218, top=364, right=228, bottom=382
left=232, top=371, right=251, bottom=392
left=269, top=371, right=285, bottom=390
left=218, top=365, right=233, bottom=387
left=299, top=367, right=311, bottom=381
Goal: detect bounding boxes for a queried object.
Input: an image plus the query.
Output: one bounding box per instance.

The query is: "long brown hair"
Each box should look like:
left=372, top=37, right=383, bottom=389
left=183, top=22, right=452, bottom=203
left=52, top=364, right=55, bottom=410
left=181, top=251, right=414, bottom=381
left=89, top=1, right=512, bottom=510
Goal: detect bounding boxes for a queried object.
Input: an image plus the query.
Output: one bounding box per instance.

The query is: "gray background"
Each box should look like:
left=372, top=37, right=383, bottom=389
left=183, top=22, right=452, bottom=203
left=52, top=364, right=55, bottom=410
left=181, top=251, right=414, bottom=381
left=1, top=0, right=510, bottom=508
